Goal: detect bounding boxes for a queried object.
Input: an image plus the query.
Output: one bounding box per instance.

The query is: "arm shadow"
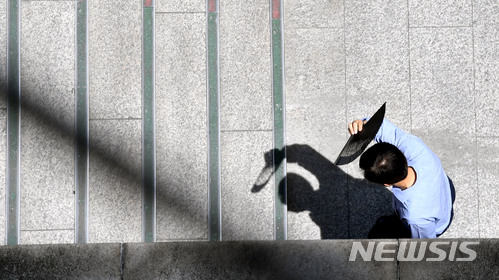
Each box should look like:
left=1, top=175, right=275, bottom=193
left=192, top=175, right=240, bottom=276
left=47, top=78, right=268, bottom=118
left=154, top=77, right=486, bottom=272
left=253, top=144, right=394, bottom=239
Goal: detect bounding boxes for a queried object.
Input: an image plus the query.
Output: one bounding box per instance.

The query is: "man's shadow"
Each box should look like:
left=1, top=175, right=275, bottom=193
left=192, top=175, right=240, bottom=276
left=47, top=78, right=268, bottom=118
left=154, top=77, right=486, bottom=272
left=252, top=144, right=395, bottom=239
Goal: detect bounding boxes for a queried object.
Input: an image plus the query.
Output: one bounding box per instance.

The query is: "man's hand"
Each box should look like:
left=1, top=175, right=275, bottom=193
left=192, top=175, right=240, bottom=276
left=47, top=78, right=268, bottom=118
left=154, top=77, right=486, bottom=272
left=348, top=120, right=367, bottom=135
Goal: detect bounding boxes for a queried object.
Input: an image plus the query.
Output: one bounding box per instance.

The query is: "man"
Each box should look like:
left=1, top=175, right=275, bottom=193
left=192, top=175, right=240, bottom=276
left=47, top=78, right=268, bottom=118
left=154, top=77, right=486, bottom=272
left=349, top=118, right=454, bottom=238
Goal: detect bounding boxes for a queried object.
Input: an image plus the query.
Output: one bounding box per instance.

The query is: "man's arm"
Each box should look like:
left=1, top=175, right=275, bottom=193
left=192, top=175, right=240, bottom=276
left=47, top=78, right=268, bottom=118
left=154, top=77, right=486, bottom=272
left=350, top=118, right=410, bottom=145
left=349, top=118, right=427, bottom=162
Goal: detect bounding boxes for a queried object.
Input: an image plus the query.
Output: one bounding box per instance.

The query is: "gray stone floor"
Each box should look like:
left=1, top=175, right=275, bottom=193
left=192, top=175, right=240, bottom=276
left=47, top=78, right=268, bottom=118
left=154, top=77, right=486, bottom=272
left=0, top=0, right=497, bottom=244
left=283, top=0, right=498, bottom=239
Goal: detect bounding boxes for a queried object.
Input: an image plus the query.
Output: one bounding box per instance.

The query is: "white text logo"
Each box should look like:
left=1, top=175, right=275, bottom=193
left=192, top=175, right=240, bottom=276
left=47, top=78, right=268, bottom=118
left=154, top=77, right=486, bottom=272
left=349, top=241, right=479, bottom=261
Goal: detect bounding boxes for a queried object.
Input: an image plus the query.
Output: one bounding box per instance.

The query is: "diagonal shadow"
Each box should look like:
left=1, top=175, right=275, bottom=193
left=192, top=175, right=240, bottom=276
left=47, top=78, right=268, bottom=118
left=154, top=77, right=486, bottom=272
left=0, top=80, right=230, bottom=241
left=253, top=144, right=394, bottom=239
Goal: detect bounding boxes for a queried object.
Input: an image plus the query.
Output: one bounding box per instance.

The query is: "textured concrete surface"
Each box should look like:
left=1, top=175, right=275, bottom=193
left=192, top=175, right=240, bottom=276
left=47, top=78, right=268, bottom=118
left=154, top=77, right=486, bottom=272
left=86, top=0, right=143, bottom=243
left=284, top=28, right=346, bottom=159
left=0, top=0, right=6, bottom=246
left=3, top=240, right=497, bottom=279
left=410, top=27, right=474, bottom=136
left=284, top=0, right=343, bottom=28
left=283, top=23, right=349, bottom=236
left=281, top=0, right=498, bottom=240
left=477, top=138, right=499, bottom=238
left=219, top=0, right=272, bottom=131
left=398, top=239, right=499, bottom=280
left=20, top=1, right=75, bottom=239
left=123, top=240, right=398, bottom=280
left=20, top=230, right=74, bottom=245
left=408, top=0, right=472, bottom=27
left=284, top=4, right=345, bottom=240
left=345, top=0, right=411, bottom=131
left=0, top=113, right=5, bottom=246
left=0, top=0, right=496, bottom=248
left=474, top=0, right=499, bottom=136
left=0, top=0, right=6, bottom=109
left=221, top=131, right=274, bottom=240
left=155, top=13, right=208, bottom=241
left=88, top=0, right=141, bottom=119
left=89, top=120, right=142, bottom=243
left=156, top=0, right=205, bottom=13
left=0, top=243, right=122, bottom=279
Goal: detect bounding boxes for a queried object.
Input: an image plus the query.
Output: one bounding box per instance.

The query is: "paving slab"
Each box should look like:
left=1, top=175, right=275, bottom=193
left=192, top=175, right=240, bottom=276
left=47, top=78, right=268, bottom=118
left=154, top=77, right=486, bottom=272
left=284, top=0, right=344, bottom=28
left=477, top=137, right=499, bottom=238
left=20, top=1, right=75, bottom=233
left=88, top=0, right=141, bottom=119
left=89, top=120, right=142, bottom=243
left=0, top=243, right=122, bottom=279
left=219, top=0, right=272, bottom=131
left=155, top=13, right=207, bottom=241
left=474, top=0, right=499, bottom=136
left=0, top=113, right=5, bottom=245
left=0, top=0, right=6, bottom=109
left=284, top=28, right=346, bottom=161
left=156, top=0, right=205, bottom=13
left=345, top=0, right=411, bottom=132
left=221, top=131, right=274, bottom=240
left=409, top=0, right=472, bottom=27
left=20, top=230, right=74, bottom=245
left=410, top=27, right=474, bottom=136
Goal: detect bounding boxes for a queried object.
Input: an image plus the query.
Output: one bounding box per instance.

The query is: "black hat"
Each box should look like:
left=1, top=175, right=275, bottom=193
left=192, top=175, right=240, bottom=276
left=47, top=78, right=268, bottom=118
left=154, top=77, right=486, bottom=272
left=335, top=102, right=386, bottom=165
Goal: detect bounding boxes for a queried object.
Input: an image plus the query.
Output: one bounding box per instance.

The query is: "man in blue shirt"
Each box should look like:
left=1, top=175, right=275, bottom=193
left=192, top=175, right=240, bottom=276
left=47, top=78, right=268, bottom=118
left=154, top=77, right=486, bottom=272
left=349, top=118, right=454, bottom=238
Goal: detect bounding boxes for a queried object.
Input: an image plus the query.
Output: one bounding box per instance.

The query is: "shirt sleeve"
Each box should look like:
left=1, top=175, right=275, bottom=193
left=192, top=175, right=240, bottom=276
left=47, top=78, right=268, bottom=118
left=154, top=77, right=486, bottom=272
left=362, top=117, right=409, bottom=147
left=362, top=118, right=427, bottom=164
left=408, top=222, right=437, bottom=239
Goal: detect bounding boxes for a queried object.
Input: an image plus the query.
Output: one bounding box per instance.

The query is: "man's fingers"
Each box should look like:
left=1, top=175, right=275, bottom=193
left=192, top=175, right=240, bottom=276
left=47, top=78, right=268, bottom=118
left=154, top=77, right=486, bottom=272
left=349, top=122, right=358, bottom=134
left=348, top=120, right=364, bottom=135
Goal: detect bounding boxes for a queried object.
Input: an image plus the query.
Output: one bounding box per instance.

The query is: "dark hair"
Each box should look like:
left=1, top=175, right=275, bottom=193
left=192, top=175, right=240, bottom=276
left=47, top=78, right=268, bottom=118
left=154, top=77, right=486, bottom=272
left=359, top=143, right=408, bottom=185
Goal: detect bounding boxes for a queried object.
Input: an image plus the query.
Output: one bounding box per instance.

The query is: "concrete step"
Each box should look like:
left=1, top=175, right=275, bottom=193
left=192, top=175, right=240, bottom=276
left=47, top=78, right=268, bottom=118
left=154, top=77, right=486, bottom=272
left=1, top=239, right=498, bottom=279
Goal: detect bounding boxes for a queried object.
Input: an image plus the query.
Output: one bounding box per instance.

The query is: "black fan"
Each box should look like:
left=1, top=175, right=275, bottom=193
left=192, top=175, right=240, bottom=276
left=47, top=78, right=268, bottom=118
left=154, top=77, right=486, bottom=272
left=334, top=103, right=386, bottom=165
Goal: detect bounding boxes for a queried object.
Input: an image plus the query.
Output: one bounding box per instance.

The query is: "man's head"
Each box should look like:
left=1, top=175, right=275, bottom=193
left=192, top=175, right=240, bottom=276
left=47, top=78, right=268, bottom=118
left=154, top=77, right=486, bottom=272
left=359, top=142, right=408, bottom=186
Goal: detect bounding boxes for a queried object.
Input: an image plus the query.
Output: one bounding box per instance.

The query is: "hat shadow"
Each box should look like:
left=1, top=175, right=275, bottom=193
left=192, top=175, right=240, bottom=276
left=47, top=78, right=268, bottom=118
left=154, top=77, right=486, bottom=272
left=253, top=144, right=394, bottom=239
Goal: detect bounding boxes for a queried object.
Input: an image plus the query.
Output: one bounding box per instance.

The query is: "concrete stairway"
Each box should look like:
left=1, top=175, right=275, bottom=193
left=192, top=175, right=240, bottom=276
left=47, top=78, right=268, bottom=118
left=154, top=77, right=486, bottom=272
left=0, top=0, right=292, bottom=245
left=0, top=0, right=498, bottom=247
